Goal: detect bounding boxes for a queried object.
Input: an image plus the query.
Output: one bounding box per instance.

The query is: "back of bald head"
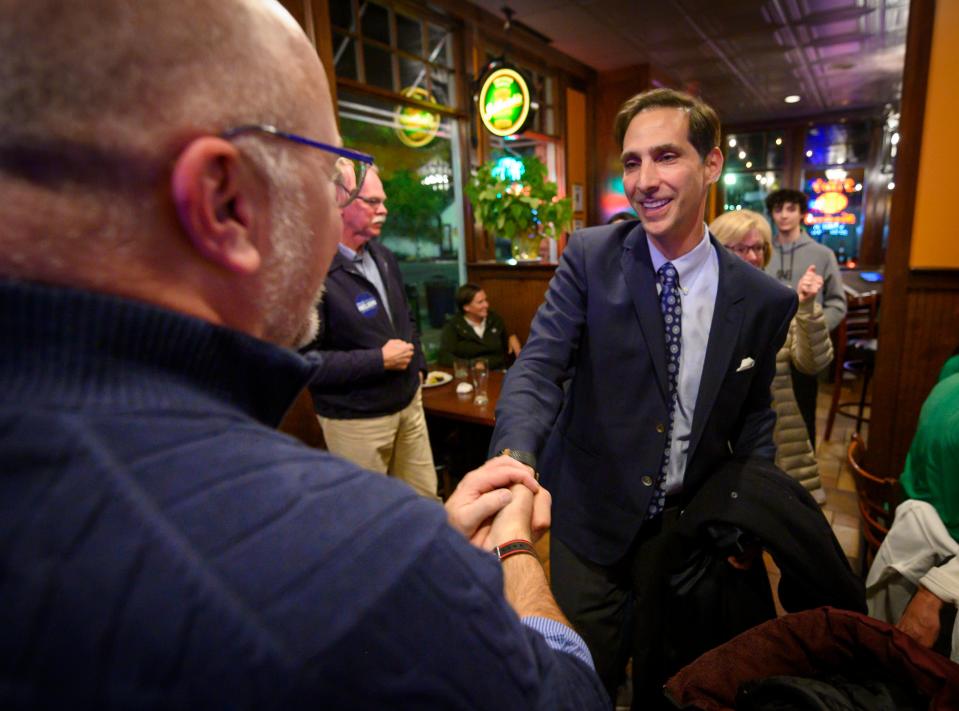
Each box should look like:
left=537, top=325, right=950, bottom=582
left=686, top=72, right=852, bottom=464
left=0, top=0, right=319, bottom=189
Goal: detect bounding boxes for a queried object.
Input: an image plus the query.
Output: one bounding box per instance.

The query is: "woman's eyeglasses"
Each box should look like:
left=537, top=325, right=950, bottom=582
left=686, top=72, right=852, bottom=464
left=728, top=244, right=765, bottom=257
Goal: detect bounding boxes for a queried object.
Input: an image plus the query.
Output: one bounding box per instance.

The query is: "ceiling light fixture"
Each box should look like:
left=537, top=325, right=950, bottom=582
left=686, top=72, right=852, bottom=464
left=784, top=95, right=801, bottom=104
left=501, top=5, right=514, bottom=31
left=728, top=137, right=737, bottom=147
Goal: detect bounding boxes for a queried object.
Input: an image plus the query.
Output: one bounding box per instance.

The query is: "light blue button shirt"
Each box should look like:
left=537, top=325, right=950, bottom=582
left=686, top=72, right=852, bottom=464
left=647, top=226, right=718, bottom=494
left=338, top=243, right=393, bottom=324
left=522, top=616, right=595, bottom=669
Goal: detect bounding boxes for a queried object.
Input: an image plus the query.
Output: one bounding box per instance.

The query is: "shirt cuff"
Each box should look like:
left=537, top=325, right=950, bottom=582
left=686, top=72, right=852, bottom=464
left=919, top=556, right=959, bottom=606
left=521, top=616, right=595, bottom=670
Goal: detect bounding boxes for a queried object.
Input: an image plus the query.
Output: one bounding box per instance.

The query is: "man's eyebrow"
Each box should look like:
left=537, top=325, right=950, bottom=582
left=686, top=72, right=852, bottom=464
left=620, top=143, right=683, bottom=162
left=650, top=142, right=683, bottom=154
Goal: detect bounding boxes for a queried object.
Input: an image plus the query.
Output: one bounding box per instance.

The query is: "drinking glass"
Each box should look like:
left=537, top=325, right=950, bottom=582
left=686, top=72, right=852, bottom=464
left=471, top=357, right=489, bottom=406
left=453, top=357, right=469, bottom=380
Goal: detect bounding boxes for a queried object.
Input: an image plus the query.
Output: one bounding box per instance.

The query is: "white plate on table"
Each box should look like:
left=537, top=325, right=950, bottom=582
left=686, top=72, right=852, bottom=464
left=423, top=371, right=454, bottom=388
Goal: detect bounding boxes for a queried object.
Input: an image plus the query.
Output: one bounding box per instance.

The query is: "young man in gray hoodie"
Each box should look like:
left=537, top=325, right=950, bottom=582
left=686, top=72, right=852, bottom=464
left=764, top=188, right=847, bottom=444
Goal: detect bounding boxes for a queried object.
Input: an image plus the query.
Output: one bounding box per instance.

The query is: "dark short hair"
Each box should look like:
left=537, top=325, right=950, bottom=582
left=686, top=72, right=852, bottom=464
left=765, top=188, right=809, bottom=216
left=613, top=88, right=720, bottom=161
left=455, top=283, right=483, bottom=313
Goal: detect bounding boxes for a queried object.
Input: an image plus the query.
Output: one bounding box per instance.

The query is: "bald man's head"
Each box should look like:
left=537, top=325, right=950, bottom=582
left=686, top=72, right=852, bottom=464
left=0, top=0, right=344, bottom=347
left=0, top=0, right=318, bottom=159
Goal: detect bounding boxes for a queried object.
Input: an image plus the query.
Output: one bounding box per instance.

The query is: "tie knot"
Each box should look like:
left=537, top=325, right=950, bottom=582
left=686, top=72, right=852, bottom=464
left=658, top=262, right=679, bottom=287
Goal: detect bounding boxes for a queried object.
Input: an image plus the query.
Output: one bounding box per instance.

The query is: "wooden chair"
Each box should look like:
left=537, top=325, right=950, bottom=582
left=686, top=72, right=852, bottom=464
left=846, top=433, right=902, bottom=576
left=824, top=290, right=880, bottom=441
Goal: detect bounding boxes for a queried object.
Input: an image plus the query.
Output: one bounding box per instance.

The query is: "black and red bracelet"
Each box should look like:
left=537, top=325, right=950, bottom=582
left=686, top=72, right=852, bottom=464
left=494, top=539, right=537, bottom=562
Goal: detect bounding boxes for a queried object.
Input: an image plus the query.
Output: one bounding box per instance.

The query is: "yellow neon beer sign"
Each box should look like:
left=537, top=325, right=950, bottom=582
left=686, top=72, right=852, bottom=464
left=479, top=67, right=531, bottom=137
left=394, top=87, right=441, bottom=148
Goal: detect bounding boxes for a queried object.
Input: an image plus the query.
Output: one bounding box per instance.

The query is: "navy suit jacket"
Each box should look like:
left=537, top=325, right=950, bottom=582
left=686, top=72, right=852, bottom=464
left=490, top=222, right=797, bottom=565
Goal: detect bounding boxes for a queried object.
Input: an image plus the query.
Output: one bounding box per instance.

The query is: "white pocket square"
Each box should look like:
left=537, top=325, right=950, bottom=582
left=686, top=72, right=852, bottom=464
left=736, top=357, right=755, bottom=372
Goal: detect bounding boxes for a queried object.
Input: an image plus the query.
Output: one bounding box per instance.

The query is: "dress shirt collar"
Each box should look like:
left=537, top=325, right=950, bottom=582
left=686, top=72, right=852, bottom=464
left=338, top=243, right=363, bottom=262
left=647, top=224, right=711, bottom=292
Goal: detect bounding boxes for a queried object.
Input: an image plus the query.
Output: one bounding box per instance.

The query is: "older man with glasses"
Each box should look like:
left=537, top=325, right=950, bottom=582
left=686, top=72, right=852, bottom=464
left=304, top=162, right=438, bottom=500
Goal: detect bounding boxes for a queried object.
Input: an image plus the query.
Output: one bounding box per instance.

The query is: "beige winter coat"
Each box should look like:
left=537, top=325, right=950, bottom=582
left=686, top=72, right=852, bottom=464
left=772, top=299, right=834, bottom=495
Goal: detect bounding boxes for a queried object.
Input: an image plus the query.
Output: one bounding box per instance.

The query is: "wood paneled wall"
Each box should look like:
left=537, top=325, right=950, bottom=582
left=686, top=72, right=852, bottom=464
left=868, top=0, right=959, bottom=476
left=566, top=87, right=588, bottom=234
left=280, top=0, right=337, bottom=108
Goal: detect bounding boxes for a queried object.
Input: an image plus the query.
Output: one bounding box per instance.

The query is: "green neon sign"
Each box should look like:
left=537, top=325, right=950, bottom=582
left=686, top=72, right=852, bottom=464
left=479, top=67, right=531, bottom=137
left=393, top=87, right=440, bottom=148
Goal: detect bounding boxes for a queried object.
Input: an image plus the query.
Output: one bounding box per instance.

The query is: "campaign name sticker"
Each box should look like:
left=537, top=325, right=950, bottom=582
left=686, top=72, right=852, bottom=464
left=355, top=292, right=379, bottom=318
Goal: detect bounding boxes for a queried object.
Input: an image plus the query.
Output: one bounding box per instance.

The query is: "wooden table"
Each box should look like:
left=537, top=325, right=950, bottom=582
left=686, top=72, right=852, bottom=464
left=423, top=366, right=506, bottom=496
left=422, top=366, right=505, bottom=427
left=842, top=268, right=884, bottom=297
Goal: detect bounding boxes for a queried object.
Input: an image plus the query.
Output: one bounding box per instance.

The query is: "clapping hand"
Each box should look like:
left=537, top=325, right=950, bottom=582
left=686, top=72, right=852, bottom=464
left=796, top=265, right=824, bottom=303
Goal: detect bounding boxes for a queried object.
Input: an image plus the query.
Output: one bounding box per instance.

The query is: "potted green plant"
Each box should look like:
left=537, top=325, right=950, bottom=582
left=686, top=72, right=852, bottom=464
left=465, top=155, right=572, bottom=261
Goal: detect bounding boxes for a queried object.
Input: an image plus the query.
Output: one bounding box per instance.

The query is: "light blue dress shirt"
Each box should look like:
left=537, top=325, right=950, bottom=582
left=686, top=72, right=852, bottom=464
left=338, top=242, right=393, bottom=324
left=647, top=226, right=718, bottom=494
left=523, top=616, right=595, bottom=669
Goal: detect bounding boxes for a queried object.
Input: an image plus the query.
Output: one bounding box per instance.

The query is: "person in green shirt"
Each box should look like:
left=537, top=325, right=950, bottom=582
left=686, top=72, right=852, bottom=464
left=438, top=283, right=521, bottom=370
left=901, top=350, right=959, bottom=540
left=893, top=349, right=959, bottom=651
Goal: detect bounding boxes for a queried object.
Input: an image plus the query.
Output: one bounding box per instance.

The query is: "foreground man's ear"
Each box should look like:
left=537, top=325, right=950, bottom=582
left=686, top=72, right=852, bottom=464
left=171, top=136, right=262, bottom=275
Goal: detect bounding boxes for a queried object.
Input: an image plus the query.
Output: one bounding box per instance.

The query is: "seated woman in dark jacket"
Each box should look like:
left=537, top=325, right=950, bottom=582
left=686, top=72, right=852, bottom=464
left=438, top=283, right=521, bottom=370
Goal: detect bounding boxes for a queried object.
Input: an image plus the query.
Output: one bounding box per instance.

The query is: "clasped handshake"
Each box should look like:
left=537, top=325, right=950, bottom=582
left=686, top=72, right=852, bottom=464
left=444, top=455, right=550, bottom=551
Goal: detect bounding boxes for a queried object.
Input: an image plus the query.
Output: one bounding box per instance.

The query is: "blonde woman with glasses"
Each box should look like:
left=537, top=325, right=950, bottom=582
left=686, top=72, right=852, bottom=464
left=711, top=209, right=831, bottom=504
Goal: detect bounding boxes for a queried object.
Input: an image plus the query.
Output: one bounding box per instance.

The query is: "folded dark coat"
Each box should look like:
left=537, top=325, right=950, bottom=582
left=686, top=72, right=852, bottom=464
left=659, top=457, right=866, bottom=678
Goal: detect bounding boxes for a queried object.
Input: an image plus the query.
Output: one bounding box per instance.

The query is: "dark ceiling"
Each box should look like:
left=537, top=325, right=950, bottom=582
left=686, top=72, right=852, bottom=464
left=469, top=0, right=910, bottom=124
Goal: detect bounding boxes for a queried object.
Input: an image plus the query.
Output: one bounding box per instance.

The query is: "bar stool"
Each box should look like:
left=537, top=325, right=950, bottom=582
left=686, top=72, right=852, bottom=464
left=824, top=290, right=880, bottom=441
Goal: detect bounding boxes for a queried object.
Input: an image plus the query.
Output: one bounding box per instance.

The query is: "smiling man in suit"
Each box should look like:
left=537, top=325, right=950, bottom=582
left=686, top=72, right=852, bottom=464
left=490, top=88, right=797, bottom=708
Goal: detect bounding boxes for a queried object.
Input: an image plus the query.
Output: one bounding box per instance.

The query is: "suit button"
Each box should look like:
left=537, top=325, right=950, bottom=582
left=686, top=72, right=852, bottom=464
left=655, top=422, right=665, bottom=434
left=641, top=475, right=653, bottom=487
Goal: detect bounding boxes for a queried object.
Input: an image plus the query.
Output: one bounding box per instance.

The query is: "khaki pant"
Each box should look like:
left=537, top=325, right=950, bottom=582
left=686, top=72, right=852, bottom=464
left=318, top=387, right=438, bottom=500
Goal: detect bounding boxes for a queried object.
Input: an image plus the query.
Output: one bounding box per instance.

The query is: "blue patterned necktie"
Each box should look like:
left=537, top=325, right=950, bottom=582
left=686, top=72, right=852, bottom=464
left=647, top=262, right=682, bottom=518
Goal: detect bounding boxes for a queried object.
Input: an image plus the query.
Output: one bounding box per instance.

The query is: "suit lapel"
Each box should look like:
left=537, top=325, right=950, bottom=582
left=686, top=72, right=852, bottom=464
left=688, top=238, right=746, bottom=459
left=621, top=226, right=668, bottom=403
